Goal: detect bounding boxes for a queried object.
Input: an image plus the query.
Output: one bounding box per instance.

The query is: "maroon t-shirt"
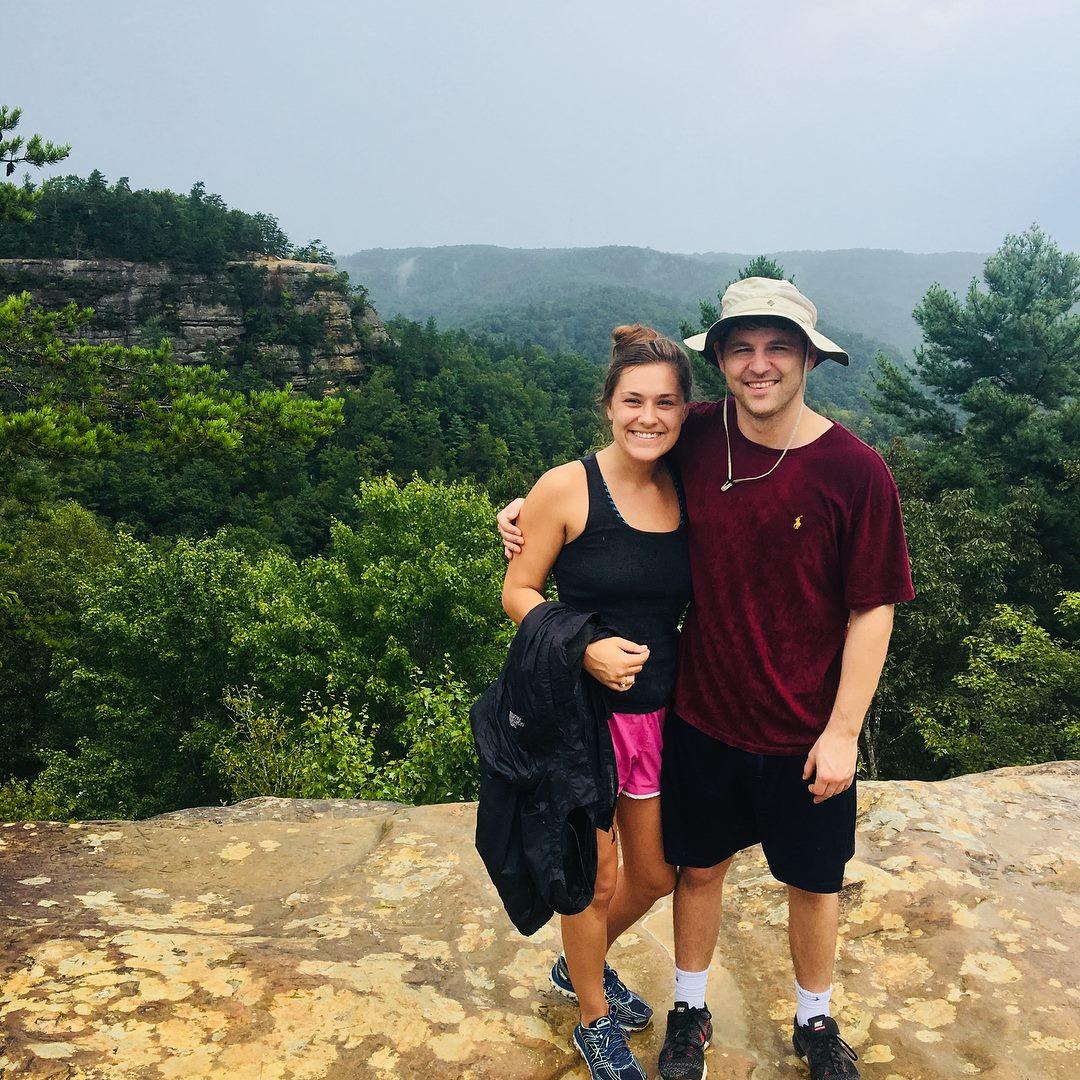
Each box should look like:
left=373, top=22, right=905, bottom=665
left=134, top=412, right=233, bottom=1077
left=671, top=399, right=915, bottom=754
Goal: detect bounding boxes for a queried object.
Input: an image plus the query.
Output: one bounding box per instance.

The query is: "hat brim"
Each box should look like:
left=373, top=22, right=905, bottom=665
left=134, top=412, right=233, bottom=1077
left=684, top=313, right=849, bottom=366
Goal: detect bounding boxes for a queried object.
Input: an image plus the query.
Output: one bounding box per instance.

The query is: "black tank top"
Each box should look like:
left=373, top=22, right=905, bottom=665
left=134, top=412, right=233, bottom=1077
left=552, top=454, right=693, bottom=713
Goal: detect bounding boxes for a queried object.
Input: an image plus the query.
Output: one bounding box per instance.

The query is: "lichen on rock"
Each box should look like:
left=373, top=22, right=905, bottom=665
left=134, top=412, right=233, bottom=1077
left=0, top=765, right=1077, bottom=1077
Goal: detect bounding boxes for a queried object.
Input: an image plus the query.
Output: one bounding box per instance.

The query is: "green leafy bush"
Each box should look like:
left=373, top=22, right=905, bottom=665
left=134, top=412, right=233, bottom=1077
left=212, top=688, right=377, bottom=801
left=2, top=476, right=505, bottom=820
left=913, top=595, right=1080, bottom=774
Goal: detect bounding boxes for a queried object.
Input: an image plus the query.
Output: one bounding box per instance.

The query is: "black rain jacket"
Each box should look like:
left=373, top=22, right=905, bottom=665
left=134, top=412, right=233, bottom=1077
left=471, top=601, right=618, bottom=936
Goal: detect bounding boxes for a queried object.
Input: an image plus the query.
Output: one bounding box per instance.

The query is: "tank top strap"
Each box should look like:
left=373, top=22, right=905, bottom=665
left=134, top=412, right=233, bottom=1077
left=581, top=453, right=621, bottom=529
left=666, top=459, right=688, bottom=526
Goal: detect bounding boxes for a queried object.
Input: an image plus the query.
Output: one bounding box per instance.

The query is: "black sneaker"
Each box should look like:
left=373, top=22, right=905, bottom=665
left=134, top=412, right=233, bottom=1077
left=658, top=1001, right=712, bottom=1080
left=792, top=1014, right=860, bottom=1079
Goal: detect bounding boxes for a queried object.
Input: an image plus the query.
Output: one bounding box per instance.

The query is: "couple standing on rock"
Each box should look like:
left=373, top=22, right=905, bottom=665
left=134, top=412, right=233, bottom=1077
left=479, top=276, right=914, bottom=1080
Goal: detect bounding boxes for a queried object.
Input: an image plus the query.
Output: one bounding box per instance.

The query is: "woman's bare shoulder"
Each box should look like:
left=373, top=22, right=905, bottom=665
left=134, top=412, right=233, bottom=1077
left=520, top=461, right=588, bottom=541
left=528, top=459, right=587, bottom=502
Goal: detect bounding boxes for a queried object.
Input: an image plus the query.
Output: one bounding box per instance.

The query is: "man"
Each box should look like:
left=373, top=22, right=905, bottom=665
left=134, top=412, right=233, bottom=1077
left=499, top=277, right=914, bottom=1080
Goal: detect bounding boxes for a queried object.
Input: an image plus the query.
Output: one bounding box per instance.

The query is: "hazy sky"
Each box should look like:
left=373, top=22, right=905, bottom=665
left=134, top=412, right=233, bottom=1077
left=11, top=1, right=1080, bottom=256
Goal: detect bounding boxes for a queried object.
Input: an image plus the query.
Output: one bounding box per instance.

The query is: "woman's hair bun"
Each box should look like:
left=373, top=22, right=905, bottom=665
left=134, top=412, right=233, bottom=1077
left=600, top=323, right=693, bottom=408
left=611, top=323, right=660, bottom=351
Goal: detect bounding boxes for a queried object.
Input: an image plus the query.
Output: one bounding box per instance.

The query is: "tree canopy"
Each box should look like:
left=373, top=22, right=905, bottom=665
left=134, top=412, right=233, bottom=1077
left=0, top=153, right=1076, bottom=819
left=0, top=172, right=291, bottom=266
left=873, top=225, right=1079, bottom=582
left=0, top=274, right=603, bottom=818
left=0, top=106, right=70, bottom=223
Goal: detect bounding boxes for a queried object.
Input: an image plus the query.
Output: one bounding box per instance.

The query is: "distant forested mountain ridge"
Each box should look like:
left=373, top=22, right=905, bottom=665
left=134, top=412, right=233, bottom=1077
left=340, top=244, right=730, bottom=323
left=693, top=248, right=990, bottom=354
left=337, top=244, right=937, bottom=429
left=339, top=244, right=988, bottom=359
left=456, top=283, right=700, bottom=358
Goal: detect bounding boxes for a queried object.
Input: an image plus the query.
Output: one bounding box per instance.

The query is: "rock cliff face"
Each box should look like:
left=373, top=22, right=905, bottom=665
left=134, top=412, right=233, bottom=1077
left=0, top=763, right=1077, bottom=1079
left=0, top=257, right=390, bottom=389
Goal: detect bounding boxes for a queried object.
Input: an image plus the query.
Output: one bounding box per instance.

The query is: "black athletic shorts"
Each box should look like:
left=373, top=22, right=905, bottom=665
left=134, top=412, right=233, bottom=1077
left=661, top=710, right=856, bottom=894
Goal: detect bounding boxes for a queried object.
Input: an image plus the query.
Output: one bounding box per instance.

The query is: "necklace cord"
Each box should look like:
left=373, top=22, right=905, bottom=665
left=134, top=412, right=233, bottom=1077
left=722, top=351, right=808, bottom=491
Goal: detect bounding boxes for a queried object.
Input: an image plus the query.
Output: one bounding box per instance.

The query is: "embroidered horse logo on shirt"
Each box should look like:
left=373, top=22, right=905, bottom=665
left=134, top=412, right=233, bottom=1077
left=793, top=516, right=802, bottom=530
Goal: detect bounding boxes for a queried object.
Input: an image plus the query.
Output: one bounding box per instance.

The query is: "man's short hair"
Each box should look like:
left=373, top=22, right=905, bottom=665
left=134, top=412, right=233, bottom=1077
left=714, top=315, right=810, bottom=357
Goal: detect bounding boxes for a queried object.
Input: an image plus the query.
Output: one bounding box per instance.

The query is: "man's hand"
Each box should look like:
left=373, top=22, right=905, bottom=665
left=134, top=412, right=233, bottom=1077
left=584, top=638, right=650, bottom=693
left=802, top=728, right=858, bottom=805
left=497, top=498, right=526, bottom=560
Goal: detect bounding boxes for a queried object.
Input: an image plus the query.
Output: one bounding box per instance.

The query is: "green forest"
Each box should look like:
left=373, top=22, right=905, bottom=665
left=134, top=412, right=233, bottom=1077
left=338, top=245, right=987, bottom=355
left=1, top=107, right=1077, bottom=822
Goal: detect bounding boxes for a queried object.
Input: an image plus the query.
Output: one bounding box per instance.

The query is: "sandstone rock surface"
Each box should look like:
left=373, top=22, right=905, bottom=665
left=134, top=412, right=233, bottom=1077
left=0, top=764, right=1077, bottom=1078
left=0, top=257, right=389, bottom=389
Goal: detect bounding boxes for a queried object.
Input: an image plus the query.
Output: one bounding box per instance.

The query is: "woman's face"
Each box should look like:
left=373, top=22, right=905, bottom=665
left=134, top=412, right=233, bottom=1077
left=606, top=362, right=687, bottom=462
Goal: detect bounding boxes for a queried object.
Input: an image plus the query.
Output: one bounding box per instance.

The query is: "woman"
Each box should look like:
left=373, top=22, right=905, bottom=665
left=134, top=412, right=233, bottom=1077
left=501, top=324, right=693, bottom=1080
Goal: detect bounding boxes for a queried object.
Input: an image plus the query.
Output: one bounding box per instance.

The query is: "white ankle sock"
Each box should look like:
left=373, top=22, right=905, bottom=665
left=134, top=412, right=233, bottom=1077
left=795, top=980, right=832, bottom=1026
left=674, top=965, right=709, bottom=1010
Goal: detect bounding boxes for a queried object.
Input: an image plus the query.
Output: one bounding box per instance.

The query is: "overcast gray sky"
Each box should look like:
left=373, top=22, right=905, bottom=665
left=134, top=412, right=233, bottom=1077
left=10, top=1, right=1080, bottom=256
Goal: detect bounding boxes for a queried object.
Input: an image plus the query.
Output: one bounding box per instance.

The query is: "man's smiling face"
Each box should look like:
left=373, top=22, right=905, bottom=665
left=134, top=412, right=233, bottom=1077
left=716, top=323, right=816, bottom=422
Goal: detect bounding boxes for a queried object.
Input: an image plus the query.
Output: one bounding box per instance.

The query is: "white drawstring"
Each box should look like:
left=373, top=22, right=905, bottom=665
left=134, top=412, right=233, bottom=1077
left=720, top=349, right=809, bottom=492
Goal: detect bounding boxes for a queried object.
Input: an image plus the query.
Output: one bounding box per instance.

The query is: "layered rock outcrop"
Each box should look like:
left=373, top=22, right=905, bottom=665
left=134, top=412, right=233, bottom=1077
left=0, top=257, right=389, bottom=389
left=0, top=763, right=1076, bottom=1078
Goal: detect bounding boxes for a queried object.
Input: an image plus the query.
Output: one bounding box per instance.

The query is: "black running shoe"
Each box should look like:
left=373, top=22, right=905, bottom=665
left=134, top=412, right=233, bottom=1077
left=658, top=1001, right=712, bottom=1080
left=792, top=1014, right=860, bottom=1079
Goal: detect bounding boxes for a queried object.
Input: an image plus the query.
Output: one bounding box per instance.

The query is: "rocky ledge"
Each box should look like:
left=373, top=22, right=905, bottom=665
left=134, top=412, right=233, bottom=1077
left=0, top=257, right=390, bottom=390
left=0, top=763, right=1077, bottom=1078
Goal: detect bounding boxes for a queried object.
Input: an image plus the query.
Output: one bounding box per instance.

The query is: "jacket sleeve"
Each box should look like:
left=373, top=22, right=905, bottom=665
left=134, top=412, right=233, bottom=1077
left=475, top=772, right=554, bottom=935
left=470, top=680, right=542, bottom=787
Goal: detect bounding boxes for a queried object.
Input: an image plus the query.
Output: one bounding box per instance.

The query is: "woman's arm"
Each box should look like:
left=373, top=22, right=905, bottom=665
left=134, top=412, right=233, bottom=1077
left=501, top=464, right=650, bottom=693
left=501, top=467, right=576, bottom=626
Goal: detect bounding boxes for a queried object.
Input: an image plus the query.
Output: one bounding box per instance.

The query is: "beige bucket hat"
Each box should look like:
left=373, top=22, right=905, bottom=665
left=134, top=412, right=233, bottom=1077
left=683, top=277, right=849, bottom=366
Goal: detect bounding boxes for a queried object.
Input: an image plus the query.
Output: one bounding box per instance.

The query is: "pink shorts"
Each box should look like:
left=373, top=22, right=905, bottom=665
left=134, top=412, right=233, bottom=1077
left=609, top=707, right=666, bottom=799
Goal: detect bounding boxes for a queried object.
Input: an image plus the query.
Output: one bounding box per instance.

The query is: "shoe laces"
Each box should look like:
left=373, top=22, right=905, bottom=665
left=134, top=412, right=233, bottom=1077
left=586, top=1016, right=634, bottom=1068
left=806, top=1026, right=858, bottom=1075
left=603, top=963, right=631, bottom=1003
left=664, top=1005, right=702, bottom=1058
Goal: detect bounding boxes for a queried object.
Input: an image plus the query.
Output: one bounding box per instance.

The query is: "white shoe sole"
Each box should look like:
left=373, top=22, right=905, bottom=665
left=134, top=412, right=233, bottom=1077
left=550, top=971, right=578, bottom=1002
